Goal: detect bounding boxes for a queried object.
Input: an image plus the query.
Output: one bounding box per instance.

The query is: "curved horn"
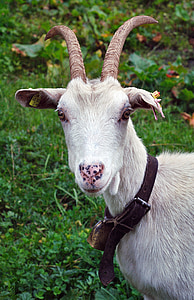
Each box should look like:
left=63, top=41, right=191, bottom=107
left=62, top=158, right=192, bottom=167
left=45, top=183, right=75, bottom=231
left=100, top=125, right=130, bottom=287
left=45, top=26, right=87, bottom=83
left=101, top=16, right=158, bottom=82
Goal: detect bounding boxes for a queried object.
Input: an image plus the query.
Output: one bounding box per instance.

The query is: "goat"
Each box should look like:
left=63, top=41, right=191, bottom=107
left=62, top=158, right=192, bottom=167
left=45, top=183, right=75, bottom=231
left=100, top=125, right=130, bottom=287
left=15, top=16, right=194, bottom=300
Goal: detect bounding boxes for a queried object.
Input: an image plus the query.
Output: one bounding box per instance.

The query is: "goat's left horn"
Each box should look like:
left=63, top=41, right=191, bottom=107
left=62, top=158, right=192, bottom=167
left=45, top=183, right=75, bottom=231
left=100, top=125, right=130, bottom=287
left=101, top=16, right=158, bottom=82
left=45, top=25, right=87, bottom=83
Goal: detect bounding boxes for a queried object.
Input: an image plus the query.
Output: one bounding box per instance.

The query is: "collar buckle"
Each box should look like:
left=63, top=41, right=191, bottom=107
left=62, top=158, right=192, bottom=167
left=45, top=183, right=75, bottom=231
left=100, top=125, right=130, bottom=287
left=134, top=197, right=151, bottom=212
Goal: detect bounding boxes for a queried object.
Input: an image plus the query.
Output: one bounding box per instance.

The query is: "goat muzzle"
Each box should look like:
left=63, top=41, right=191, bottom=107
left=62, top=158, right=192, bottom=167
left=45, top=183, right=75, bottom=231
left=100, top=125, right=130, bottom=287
left=79, top=162, right=105, bottom=191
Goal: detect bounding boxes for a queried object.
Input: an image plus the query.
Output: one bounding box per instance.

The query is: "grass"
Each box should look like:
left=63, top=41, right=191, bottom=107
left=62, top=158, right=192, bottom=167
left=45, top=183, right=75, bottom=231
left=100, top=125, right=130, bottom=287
left=0, top=0, right=194, bottom=299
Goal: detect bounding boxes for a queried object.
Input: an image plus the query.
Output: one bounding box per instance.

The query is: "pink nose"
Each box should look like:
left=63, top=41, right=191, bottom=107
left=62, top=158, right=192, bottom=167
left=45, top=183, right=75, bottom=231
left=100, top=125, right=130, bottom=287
left=79, top=162, right=105, bottom=188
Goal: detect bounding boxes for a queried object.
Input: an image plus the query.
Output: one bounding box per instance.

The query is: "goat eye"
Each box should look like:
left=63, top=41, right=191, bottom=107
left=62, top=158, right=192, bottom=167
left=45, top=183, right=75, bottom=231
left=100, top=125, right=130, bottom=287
left=121, top=108, right=131, bottom=120
left=58, top=109, right=66, bottom=121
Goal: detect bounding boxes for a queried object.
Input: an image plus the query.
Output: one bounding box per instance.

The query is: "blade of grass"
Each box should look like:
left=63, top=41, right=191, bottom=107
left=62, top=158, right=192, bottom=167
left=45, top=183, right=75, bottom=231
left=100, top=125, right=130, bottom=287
left=100, top=287, right=118, bottom=300
left=54, top=189, right=66, bottom=216
left=55, top=185, right=81, bottom=205
left=44, top=154, right=50, bottom=173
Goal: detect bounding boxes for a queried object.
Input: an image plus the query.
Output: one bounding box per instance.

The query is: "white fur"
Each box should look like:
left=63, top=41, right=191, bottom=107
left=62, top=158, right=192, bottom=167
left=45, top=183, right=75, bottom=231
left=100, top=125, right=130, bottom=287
left=15, top=77, right=194, bottom=299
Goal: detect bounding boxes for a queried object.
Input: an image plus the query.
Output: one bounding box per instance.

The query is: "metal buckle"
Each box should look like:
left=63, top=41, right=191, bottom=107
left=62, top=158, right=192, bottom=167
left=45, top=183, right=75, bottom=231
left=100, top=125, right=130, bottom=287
left=134, top=197, right=151, bottom=212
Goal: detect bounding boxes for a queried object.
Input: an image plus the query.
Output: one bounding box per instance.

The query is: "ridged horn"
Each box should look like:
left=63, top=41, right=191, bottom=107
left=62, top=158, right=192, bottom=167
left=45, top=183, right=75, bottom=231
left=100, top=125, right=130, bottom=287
left=45, top=25, right=87, bottom=83
left=101, top=16, right=158, bottom=82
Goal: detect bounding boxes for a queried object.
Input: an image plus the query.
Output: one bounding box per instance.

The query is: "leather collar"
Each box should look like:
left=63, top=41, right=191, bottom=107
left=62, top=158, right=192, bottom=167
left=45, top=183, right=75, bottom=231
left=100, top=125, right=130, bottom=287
left=87, top=154, right=158, bottom=286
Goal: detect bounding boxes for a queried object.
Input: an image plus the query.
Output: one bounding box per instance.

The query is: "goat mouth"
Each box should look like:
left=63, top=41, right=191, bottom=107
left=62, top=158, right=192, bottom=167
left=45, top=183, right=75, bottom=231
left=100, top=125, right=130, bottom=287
left=82, top=176, right=111, bottom=195
left=84, top=188, right=102, bottom=194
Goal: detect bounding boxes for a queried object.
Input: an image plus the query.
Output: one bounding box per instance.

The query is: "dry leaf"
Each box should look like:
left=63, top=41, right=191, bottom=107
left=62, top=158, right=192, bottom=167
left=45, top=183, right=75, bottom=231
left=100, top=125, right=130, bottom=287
left=152, top=32, right=162, bottom=43
left=101, top=33, right=112, bottom=38
left=166, top=69, right=179, bottom=78
left=171, top=86, right=180, bottom=98
left=136, top=33, right=146, bottom=43
left=181, top=112, right=194, bottom=127
left=190, top=114, right=194, bottom=127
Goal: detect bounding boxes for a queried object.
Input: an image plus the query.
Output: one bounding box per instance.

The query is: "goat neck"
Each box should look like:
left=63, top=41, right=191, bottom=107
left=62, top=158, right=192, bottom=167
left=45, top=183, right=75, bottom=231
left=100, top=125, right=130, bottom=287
left=104, top=120, right=147, bottom=217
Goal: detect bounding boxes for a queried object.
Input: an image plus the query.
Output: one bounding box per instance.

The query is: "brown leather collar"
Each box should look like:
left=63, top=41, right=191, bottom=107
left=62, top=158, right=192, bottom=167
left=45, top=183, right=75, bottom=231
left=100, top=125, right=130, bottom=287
left=87, top=154, right=158, bottom=286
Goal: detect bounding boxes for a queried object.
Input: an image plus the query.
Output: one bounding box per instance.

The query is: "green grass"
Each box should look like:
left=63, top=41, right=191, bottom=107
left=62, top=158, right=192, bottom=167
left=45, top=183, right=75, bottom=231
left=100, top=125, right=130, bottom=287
left=0, top=0, right=194, bottom=299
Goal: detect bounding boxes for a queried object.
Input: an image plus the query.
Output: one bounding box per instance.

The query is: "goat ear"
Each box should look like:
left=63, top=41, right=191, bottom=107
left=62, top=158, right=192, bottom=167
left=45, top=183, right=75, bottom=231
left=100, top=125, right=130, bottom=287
left=15, top=88, right=66, bottom=109
left=125, top=87, right=164, bottom=119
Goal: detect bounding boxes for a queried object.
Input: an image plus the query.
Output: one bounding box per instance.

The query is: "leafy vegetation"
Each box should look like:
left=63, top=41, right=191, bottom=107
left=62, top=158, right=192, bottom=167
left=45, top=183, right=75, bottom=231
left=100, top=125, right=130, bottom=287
left=0, top=0, right=193, bottom=299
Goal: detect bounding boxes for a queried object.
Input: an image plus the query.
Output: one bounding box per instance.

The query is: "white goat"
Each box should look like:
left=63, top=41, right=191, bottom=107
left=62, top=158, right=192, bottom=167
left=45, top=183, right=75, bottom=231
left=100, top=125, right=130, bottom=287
left=15, top=16, right=194, bottom=300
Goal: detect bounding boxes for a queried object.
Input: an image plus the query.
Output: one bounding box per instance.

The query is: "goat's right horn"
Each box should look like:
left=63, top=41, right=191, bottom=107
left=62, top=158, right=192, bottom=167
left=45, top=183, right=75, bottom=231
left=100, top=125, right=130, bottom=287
left=101, top=16, right=158, bottom=82
left=45, top=25, right=87, bottom=83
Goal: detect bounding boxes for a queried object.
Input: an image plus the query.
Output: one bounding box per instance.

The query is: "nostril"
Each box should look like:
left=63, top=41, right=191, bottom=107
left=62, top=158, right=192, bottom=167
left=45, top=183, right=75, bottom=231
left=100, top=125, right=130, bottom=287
left=79, top=162, right=105, bottom=182
left=79, top=165, right=85, bottom=172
